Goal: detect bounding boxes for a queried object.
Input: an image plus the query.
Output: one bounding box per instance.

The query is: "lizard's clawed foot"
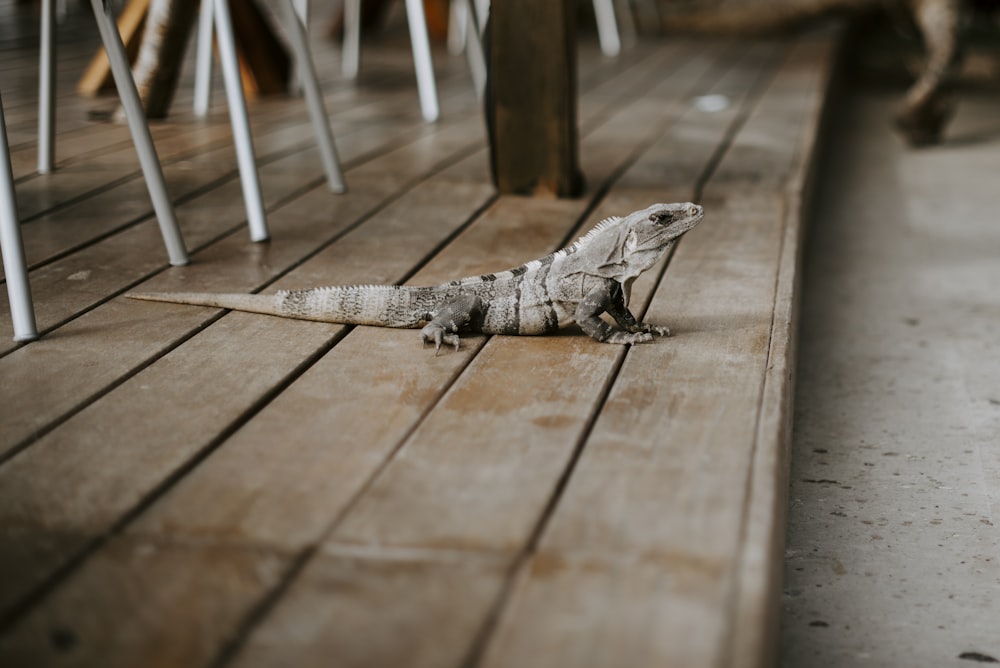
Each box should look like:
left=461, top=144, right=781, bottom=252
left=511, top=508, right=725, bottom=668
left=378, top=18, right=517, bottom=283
left=627, top=322, right=671, bottom=337
left=643, top=324, right=671, bottom=337
left=605, top=330, right=655, bottom=345
left=421, top=325, right=461, bottom=355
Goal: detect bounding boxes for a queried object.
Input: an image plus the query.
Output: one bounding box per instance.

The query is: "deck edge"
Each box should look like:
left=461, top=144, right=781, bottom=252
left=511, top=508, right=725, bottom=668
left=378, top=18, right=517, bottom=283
left=726, top=25, right=846, bottom=668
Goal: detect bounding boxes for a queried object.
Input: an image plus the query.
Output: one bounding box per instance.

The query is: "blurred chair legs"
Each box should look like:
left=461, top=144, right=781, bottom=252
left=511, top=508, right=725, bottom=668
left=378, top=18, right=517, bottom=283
left=280, top=0, right=346, bottom=192
left=0, top=93, right=39, bottom=343
left=16, top=0, right=195, bottom=342
left=88, top=0, right=190, bottom=265
left=342, top=0, right=440, bottom=122
left=193, top=0, right=346, bottom=241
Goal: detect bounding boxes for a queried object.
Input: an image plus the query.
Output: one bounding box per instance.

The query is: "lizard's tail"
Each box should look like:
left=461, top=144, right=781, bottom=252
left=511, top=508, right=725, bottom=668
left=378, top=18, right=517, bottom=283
left=127, top=291, right=287, bottom=317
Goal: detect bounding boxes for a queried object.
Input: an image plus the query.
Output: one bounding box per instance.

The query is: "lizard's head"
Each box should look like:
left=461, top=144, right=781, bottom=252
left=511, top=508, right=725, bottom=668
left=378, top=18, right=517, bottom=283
left=627, top=202, right=703, bottom=248
left=609, top=202, right=703, bottom=278
left=571, top=202, right=703, bottom=282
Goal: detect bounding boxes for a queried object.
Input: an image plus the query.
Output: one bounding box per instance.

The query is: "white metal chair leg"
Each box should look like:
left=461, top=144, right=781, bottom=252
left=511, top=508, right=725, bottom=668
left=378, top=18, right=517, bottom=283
left=615, top=0, right=637, bottom=47
left=593, top=0, right=621, bottom=56
left=343, top=0, right=438, bottom=121
left=212, top=0, right=269, bottom=242
left=447, top=0, right=468, bottom=55
left=193, top=0, right=215, bottom=116
left=280, top=0, right=345, bottom=193
left=342, top=0, right=360, bottom=79
left=289, top=0, right=308, bottom=94
left=38, top=0, right=56, bottom=174
left=90, top=0, right=189, bottom=265
left=404, top=0, right=439, bottom=122
left=1, top=93, right=39, bottom=342
left=473, top=0, right=488, bottom=30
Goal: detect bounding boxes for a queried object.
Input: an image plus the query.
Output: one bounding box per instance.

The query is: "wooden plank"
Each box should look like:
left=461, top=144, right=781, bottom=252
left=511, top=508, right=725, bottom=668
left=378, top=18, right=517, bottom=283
left=0, top=200, right=583, bottom=661
left=217, top=42, right=767, bottom=666
left=613, top=42, right=778, bottom=199
left=0, top=537, right=286, bottom=667
left=0, top=155, right=495, bottom=620
left=0, top=36, right=702, bottom=440
left=488, top=0, right=582, bottom=196
left=9, top=123, right=173, bottom=181
left=0, top=114, right=486, bottom=354
left=0, top=23, right=840, bottom=667
left=231, top=548, right=508, bottom=668
left=725, top=33, right=839, bottom=668
left=479, top=33, right=840, bottom=668
left=0, top=136, right=430, bottom=601
left=0, top=114, right=487, bottom=446
left=706, top=36, right=837, bottom=196
left=3, top=30, right=645, bottom=282
left=480, top=195, right=786, bottom=668
left=125, top=35, right=713, bottom=548
left=0, top=41, right=739, bottom=662
left=9, top=80, right=430, bottom=236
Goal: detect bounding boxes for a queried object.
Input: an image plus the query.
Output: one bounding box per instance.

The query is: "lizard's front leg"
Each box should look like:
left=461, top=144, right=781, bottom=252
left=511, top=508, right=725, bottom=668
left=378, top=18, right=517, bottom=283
left=605, top=284, right=670, bottom=338
left=576, top=285, right=655, bottom=345
left=420, top=293, right=483, bottom=354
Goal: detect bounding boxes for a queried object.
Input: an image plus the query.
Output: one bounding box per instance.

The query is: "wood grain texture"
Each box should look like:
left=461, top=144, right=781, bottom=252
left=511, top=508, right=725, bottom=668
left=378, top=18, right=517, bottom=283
left=0, top=537, right=286, bottom=667
left=232, top=548, right=509, bottom=668
left=481, top=33, right=840, bottom=668
left=481, top=195, right=786, bottom=668
left=726, top=32, right=840, bottom=668
left=173, top=43, right=751, bottom=664
left=0, top=12, right=840, bottom=666
left=0, top=168, right=495, bottom=613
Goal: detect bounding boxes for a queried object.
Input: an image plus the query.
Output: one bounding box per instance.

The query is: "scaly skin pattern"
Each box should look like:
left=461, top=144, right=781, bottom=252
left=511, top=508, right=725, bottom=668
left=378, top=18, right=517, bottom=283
left=660, top=0, right=965, bottom=145
left=128, top=202, right=704, bottom=353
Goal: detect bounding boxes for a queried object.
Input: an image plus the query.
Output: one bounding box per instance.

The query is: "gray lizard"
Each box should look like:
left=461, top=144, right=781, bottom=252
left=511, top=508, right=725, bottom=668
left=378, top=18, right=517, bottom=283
left=127, top=202, right=703, bottom=352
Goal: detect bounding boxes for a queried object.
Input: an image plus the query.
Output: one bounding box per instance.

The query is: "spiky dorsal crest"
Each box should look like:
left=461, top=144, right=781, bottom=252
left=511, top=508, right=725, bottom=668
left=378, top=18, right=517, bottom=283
left=276, top=284, right=408, bottom=298
left=564, top=215, right=624, bottom=254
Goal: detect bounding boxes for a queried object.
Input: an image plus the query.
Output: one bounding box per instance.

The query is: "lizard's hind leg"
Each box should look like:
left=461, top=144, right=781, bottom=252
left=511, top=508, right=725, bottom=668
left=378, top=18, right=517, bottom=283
left=419, top=293, right=483, bottom=354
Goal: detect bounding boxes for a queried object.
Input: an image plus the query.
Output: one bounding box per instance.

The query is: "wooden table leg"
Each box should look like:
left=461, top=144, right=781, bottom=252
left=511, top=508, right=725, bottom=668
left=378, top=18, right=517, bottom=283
left=486, top=0, right=584, bottom=197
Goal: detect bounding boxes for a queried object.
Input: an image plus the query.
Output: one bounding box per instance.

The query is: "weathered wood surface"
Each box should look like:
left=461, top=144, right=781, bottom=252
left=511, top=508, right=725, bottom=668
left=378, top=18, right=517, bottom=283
left=0, top=3, right=840, bottom=665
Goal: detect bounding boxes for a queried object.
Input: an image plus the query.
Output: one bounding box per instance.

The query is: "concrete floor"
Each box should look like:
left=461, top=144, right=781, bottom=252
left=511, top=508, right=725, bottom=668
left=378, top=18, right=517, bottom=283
left=780, top=67, right=1000, bottom=665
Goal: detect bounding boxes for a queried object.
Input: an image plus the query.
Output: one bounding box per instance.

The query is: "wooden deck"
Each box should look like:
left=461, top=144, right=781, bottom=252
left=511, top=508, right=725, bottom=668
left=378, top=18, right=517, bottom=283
left=0, top=4, right=838, bottom=667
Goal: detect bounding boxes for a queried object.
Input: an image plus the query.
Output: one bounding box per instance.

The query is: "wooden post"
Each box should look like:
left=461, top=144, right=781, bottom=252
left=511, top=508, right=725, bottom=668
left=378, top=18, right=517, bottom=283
left=487, top=0, right=584, bottom=197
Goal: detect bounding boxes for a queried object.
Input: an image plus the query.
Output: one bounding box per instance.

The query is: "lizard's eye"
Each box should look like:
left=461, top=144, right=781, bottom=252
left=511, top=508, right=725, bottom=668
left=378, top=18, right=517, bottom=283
left=649, top=212, right=670, bottom=224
